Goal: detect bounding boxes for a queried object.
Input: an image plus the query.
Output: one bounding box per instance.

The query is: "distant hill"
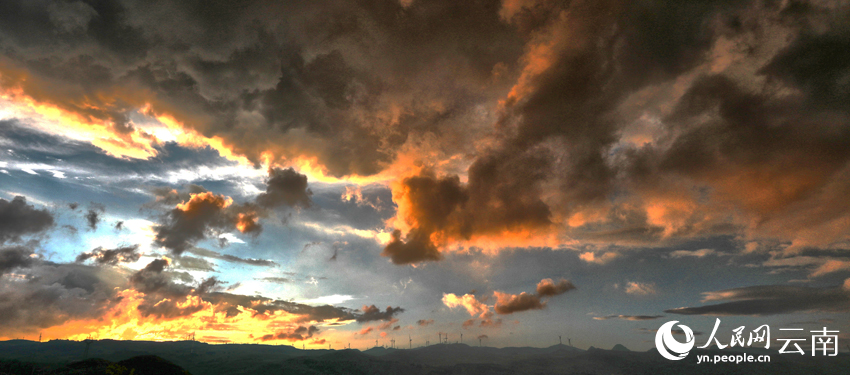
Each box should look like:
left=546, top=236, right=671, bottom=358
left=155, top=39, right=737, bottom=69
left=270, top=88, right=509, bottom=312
left=1, top=340, right=848, bottom=375
left=0, top=355, right=190, bottom=375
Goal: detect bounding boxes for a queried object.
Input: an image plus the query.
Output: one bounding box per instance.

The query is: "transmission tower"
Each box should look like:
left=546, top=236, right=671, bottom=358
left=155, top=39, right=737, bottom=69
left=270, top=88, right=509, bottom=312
left=83, top=335, right=93, bottom=359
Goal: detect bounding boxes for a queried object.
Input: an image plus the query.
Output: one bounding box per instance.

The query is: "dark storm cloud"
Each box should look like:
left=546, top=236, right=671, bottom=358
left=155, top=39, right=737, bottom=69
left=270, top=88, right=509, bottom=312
left=381, top=0, right=850, bottom=255
left=1, top=0, right=849, bottom=259
left=0, top=196, right=54, bottom=244
left=0, top=246, right=34, bottom=274
left=665, top=285, right=850, bottom=316
left=255, top=167, right=312, bottom=209
left=355, top=305, right=405, bottom=323
left=0, top=0, right=523, bottom=177
left=417, top=319, right=434, bottom=327
left=75, top=244, right=141, bottom=265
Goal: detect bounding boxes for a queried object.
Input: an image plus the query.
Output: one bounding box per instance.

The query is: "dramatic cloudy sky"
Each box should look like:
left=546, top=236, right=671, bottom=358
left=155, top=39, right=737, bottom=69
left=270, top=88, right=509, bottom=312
left=1, top=0, right=849, bottom=350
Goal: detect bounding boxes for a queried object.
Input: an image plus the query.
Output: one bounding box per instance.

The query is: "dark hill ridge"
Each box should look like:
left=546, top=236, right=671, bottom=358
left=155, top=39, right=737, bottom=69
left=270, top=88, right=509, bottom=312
left=0, top=355, right=189, bottom=375
left=1, top=340, right=848, bottom=375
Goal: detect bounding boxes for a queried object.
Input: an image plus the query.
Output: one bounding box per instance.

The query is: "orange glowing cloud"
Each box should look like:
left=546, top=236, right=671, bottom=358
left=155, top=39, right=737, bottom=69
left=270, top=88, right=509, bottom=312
left=20, top=289, right=347, bottom=347
left=442, top=293, right=489, bottom=318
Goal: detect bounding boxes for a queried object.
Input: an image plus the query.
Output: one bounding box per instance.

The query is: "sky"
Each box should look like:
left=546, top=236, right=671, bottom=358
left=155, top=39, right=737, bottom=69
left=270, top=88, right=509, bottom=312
left=0, top=0, right=849, bottom=351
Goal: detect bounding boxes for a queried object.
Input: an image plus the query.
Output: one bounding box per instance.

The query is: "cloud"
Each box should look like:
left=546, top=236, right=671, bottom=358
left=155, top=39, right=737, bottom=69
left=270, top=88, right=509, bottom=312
left=665, top=285, right=850, bottom=316
left=416, top=319, right=434, bottom=327
left=186, top=247, right=277, bottom=267
left=624, top=281, right=657, bottom=296
left=0, top=246, right=35, bottom=274
left=256, top=277, right=291, bottom=284
left=579, top=252, right=619, bottom=265
left=154, top=190, right=261, bottom=255
left=382, top=228, right=442, bottom=265
left=442, top=293, right=489, bottom=318
left=670, top=249, right=716, bottom=258
left=593, top=315, right=664, bottom=321
left=0, top=196, right=54, bottom=244
left=75, top=245, right=141, bottom=265
left=356, top=305, right=405, bottom=323
left=0, top=258, right=128, bottom=336
left=376, top=318, right=399, bottom=330
left=445, top=278, right=577, bottom=317
left=0, top=0, right=848, bottom=260
left=493, top=291, right=545, bottom=314
left=84, top=203, right=105, bottom=230
left=383, top=168, right=553, bottom=263
left=810, top=259, right=850, bottom=278
left=479, top=318, right=502, bottom=328
left=259, top=325, right=319, bottom=342
left=536, top=278, right=576, bottom=297
left=256, top=167, right=312, bottom=209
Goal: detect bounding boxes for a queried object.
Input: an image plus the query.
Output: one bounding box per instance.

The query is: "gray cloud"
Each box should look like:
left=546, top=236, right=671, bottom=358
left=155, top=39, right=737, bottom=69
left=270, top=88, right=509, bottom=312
left=0, top=196, right=54, bottom=244
left=355, top=305, right=405, bottom=323
left=256, top=167, right=312, bottom=209
left=153, top=188, right=262, bottom=255
left=186, top=247, right=277, bottom=267
left=0, top=246, right=34, bottom=274
left=0, top=261, right=126, bottom=336
left=536, top=278, right=576, bottom=297
left=665, top=285, right=850, bottom=316
left=75, top=244, right=141, bottom=265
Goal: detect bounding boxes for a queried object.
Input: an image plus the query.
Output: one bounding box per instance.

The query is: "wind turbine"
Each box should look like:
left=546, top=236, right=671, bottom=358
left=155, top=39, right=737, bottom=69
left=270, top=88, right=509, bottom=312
left=559, top=336, right=562, bottom=345
left=409, top=335, right=412, bottom=349
left=460, top=333, right=463, bottom=344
